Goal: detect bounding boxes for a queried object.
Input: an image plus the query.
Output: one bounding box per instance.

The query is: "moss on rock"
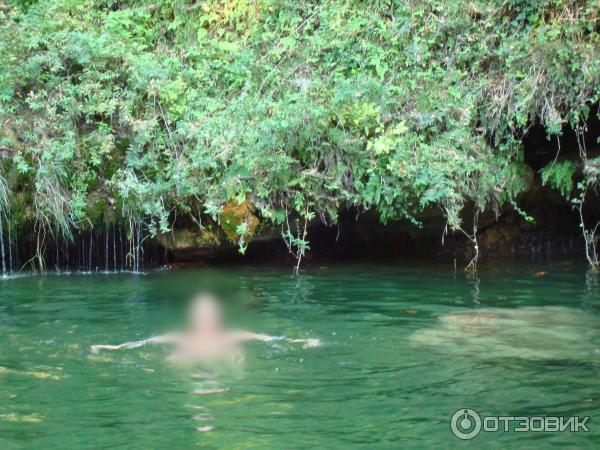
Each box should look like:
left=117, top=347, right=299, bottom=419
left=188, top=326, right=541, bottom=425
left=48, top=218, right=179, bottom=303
left=220, top=199, right=260, bottom=244
left=158, top=227, right=221, bottom=252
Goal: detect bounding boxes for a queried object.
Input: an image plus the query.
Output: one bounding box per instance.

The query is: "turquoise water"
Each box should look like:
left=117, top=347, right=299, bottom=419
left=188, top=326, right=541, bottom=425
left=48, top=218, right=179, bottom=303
left=1, top=262, right=600, bottom=449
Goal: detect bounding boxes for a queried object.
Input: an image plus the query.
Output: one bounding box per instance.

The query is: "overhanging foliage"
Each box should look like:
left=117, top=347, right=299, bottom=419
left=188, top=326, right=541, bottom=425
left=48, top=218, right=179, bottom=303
left=0, top=0, right=598, bottom=264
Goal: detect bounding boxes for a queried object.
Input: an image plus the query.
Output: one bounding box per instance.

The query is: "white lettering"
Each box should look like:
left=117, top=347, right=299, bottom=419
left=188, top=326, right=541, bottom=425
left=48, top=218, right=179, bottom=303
left=514, top=417, right=529, bottom=432
left=484, top=417, right=498, bottom=432
left=573, top=417, right=590, bottom=432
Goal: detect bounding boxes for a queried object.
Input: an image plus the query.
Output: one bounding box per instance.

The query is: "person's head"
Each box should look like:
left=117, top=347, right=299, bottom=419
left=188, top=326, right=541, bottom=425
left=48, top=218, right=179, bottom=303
left=188, top=294, right=223, bottom=333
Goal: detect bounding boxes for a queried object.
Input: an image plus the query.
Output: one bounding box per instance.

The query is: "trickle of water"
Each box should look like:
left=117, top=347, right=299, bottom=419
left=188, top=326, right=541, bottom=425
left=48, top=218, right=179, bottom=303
left=0, top=215, right=6, bottom=275
left=8, top=221, right=13, bottom=274
left=65, top=238, right=69, bottom=271
left=105, top=227, right=109, bottom=272
left=135, top=223, right=140, bottom=272
left=81, top=236, right=85, bottom=272
left=113, top=224, right=117, bottom=271
left=88, top=230, right=93, bottom=272
left=119, top=228, right=124, bottom=271
left=13, top=223, right=19, bottom=272
left=55, top=239, right=60, bottom=272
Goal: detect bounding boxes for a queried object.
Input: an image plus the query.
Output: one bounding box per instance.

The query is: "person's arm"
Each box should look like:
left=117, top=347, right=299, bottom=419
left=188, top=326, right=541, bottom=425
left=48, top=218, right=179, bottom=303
left=90, top=333, right=181, bottom=353
left=232, top=331, right=282, bottom=342
left=232, top=331, right=320, bottom=347
left=286, top=338, right=321, bottom=348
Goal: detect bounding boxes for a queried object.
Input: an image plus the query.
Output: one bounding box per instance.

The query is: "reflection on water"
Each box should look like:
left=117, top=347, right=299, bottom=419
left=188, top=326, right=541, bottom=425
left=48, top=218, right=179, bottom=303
left=1, top=262, right=600, bottom=449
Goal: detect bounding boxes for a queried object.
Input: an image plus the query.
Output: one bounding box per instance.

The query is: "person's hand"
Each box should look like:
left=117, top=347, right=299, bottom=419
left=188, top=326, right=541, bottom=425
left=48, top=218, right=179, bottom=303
left=287, top=338, right=320, bottom=348
left=303, top=338, right=320, bottom=348
left=90, top=344, right=121, bottom=353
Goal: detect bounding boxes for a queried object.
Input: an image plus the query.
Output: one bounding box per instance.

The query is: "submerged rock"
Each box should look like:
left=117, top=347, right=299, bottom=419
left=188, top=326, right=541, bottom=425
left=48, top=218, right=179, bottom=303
left=409, top=307, right=599, bottom=361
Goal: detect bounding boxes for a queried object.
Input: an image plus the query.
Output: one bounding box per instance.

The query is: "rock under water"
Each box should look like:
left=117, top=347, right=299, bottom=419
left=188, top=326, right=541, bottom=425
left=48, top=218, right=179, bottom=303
left=409, top=306, right=600, bottom=362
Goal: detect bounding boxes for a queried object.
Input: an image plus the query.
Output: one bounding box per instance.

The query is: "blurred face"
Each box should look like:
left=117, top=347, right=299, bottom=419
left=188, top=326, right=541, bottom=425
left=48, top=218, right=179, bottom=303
left=189, top=295, right=223, bottom=334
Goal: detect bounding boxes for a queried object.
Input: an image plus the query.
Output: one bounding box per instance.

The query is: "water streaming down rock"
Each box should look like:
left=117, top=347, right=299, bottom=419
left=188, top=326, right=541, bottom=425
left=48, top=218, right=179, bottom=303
left=7, top=221, right=13, bottom=274
left=64, top=237, right=69, bottom=271
left=13, top=223, right=19, bottom=273
left=119, top=228, right=124, bottom=270
left=135, top=224, right=139, bottom=272
left=105, top=227, right=109, bottom=272
left=113, top=223, right=117, bottom=271
left=135, top=222, right=141, bottom=272
left=88, top=230, right=93, bottom=272
left=0, top=221, right=168, bottom=274
left=81, top=237, right=85, bottom=272
left=55, top=238, right=59, bottom=272
left=0, top=215, right=6, bottom=276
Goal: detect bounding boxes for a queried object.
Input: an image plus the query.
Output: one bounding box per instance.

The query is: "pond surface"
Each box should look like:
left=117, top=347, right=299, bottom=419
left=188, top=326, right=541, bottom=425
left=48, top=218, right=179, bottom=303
left=1, top=262, right=600, bottom=449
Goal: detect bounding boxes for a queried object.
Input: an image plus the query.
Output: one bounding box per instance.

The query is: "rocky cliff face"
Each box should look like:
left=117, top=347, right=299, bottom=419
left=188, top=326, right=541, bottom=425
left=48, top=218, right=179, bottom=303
left=156, top=175, right=592, bottom=266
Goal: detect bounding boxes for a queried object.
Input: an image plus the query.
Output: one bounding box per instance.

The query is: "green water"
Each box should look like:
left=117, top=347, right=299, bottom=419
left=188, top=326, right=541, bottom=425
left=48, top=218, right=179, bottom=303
left=1, top=262, right=600, bottom=449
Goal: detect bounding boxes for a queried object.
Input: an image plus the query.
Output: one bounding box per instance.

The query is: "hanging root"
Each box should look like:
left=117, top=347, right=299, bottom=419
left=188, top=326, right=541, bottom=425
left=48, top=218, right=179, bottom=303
left=575, top=188, right=600, bottom=271
left=282, top=205, right=310, bottom=275
left=460, top=212, right=479, bottom=272
left=583, top=226, right=600, bottom=271
left=575, top=126, right=600, bottom=271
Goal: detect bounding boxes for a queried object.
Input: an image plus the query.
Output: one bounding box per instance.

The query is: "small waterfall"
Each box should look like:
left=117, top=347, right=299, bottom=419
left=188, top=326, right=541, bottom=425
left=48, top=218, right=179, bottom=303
left=88, top=229, right=93, bottom=272
left=105, top=227, right=109, bottom=272
left=0, top=215, right=6, bottom=276
left=81, top=236, right=85, bottom=272
left=14, top=224, right=19, bottom=272
left=119, top=228, right=124, bottom=270
left=8, top=221, right=13, bottom=274
left=0, top=220, right=166, bottom=275
left=135, top=222, right=141, bottom=272
left=55, top=238, right=60, bottom=272
left=133, top=225, right=137, bottom=272
left=64, top=238, right=69, bottom=271
left=113, top=223, right=117, bottom=271
left=7, top=223, right=14, bottom=274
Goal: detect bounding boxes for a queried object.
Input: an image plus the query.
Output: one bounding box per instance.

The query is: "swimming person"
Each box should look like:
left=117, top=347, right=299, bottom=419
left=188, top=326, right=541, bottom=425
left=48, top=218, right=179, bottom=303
left=90, top=294, right=320, bottom=362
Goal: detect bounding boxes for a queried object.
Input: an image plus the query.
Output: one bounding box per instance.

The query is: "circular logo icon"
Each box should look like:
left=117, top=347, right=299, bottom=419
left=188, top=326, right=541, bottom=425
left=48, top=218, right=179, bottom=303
left=451, top=408, right=482, bottom=440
